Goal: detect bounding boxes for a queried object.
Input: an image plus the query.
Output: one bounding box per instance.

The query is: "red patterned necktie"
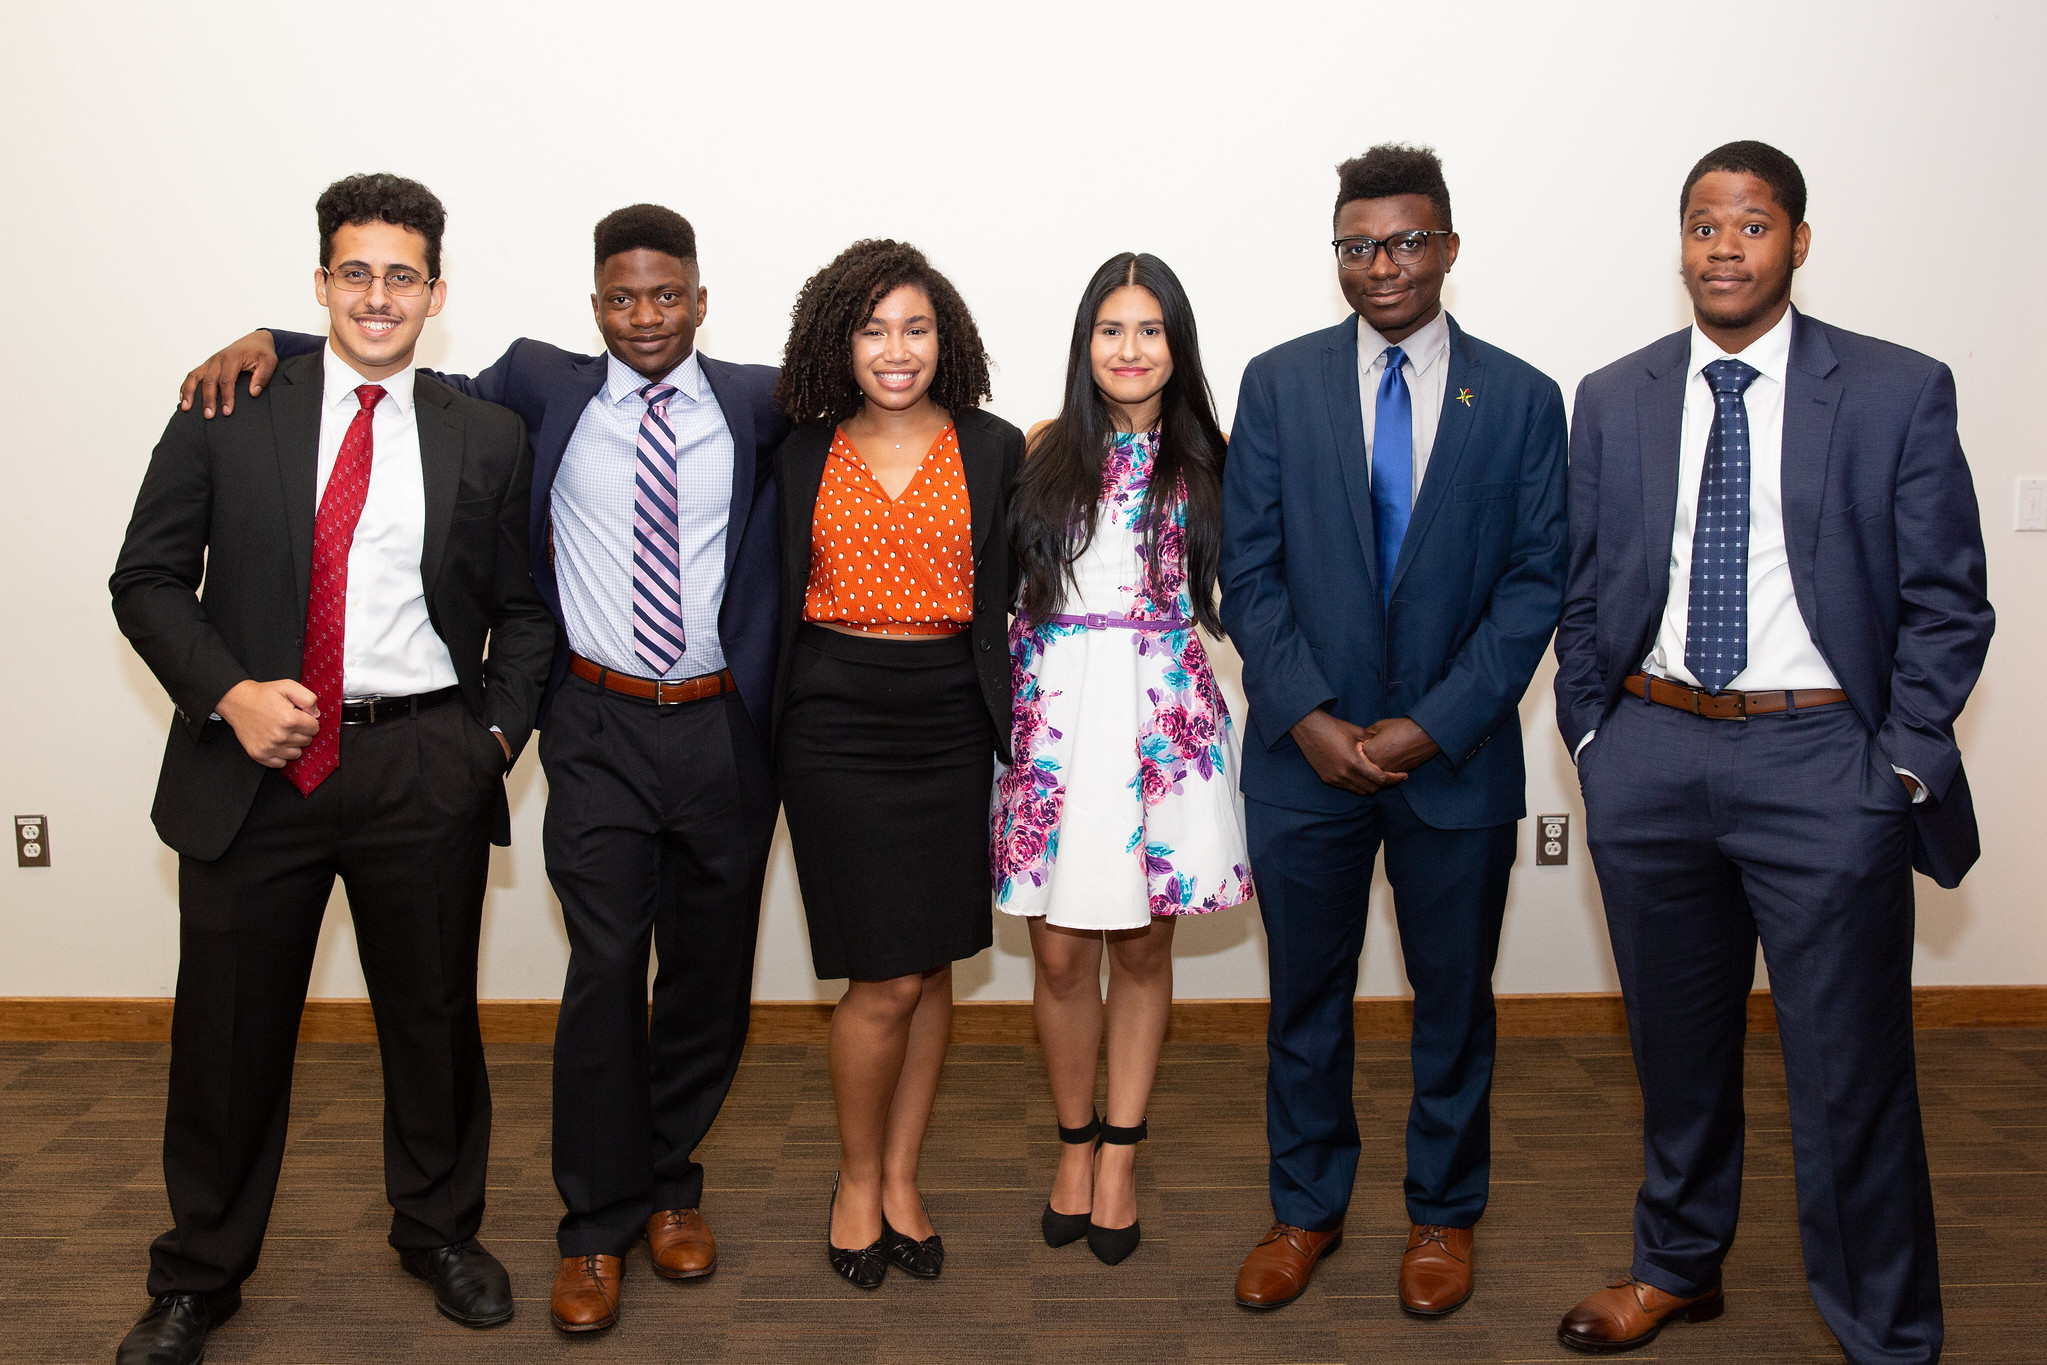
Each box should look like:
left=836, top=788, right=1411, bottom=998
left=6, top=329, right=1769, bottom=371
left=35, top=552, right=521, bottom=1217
left=284, top=383, right=385, bottom=796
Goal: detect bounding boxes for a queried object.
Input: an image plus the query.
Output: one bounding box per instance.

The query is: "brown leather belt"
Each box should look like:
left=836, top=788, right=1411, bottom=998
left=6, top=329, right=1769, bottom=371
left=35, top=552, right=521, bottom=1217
left=569, top=653, right=737, bottom=705
left=1626, top=672, right=1847, bottom=720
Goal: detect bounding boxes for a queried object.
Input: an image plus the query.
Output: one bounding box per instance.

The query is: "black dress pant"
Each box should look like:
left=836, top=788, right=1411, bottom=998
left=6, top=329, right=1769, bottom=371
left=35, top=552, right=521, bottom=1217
left=149, top=701, right=501, bottom=1295
left=539, top=676, right=777, bottom=1257
left=1581, top=696, right=1941, bottom=1365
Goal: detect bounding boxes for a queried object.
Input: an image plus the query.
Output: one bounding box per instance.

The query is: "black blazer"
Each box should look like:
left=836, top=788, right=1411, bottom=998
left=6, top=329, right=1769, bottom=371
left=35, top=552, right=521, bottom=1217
left=772, top=406, right=1023, bottom=757
left=111, top=351, right=558, bottom=861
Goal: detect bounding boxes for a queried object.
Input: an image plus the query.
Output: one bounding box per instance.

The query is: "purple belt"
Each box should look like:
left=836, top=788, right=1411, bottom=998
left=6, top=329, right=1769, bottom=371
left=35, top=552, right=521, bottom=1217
left=1043, top=612, right=1191, bottom=631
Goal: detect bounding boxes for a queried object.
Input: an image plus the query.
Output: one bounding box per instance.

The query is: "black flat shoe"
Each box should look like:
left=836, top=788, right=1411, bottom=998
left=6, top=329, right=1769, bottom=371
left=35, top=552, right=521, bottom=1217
left=1042, top=1111, right=1100, bottom=1248
left=882, top=1214, right=945, bottom=1278
left=827, top=1177, right=888, bottom=1290
left=115, top=1287, right=241, bottom=1365
left=1086, top=1117, right=1147, bottom=1266
left=399, top=1238, right=514, bottom=1328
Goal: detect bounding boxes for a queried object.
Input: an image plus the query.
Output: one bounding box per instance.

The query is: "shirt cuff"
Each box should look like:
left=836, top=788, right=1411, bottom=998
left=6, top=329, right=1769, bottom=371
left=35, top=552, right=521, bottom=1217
left=1573, top=730, right=1596, bottom=764
left=1892, top=766, right=1929, bottom=804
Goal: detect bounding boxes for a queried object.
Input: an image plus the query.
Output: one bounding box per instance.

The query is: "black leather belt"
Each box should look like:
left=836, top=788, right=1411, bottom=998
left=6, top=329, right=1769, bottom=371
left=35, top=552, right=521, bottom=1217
left=338, top=686, right=462, bottom=725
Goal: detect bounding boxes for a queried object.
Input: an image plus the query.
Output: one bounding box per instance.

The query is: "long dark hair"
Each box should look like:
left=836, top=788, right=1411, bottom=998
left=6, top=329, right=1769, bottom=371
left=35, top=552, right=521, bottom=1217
left=774, top=238, right=992, bottom=426
left=1010, top=253, right=1227, bottom=635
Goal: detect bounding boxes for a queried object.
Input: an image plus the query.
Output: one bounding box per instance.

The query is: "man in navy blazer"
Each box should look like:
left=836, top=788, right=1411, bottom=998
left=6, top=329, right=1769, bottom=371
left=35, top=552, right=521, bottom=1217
left=183, top=205, right=790, bottom=1332
left=1551, top=143, right=1991, bottom=1362
left=1222, top=145, right=1567, bottom=1315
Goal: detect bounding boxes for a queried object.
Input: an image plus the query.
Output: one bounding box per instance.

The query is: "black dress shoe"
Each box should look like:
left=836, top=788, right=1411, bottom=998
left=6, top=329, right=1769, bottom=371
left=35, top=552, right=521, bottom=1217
left=1086, top=1118, right=1147, bottom=1266
left=827, top=1177, right=888, bottom=1290
left=1042, top=1112, right=1099, bottom=1248
left=115, top=1288, right=241, bottom=1365
left=881, top=1216, right=945, bottom=1279
left=399, top=1239, right=514, bottom=1328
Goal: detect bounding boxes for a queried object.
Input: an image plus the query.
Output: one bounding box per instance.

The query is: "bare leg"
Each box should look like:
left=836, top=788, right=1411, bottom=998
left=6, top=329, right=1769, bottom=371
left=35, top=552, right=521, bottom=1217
left=1030, top=919, right=1106, bottom=1217
left=829, top=973, right=925, bottom=1249
left=1095, top=915, right=1176, bottom=1231
left=879, top=966, right=953, bottom=1239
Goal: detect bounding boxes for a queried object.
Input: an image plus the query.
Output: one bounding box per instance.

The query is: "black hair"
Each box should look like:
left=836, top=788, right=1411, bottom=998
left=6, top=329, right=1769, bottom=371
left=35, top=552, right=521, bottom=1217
left=593, top=203, right=698, bottom=275
left=1334, top=143, right=1452, bottom=231
left=316, top=173, right=447, bottom=279
left=1010, top=253, right=1228, bottom=637
left=1680, top=140, right=1807, bottom=225
left=774, top=239, right=992, bottom=427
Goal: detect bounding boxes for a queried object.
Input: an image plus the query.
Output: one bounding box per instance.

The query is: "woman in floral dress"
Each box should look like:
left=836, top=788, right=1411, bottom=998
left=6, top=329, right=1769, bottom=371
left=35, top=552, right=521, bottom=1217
left=995, top=253, right=1250, bottom=1265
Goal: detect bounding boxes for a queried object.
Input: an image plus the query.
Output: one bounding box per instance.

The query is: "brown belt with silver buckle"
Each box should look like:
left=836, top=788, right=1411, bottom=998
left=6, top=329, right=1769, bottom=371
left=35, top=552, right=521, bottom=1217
left=569, top=653, right=736, bottom=705
left=1625, top=672, right=1848, bottom=720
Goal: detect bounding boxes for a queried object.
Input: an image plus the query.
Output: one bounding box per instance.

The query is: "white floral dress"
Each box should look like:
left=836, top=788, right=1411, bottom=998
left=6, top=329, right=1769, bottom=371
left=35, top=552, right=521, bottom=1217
left=993, top=429, right=1253, bottom=929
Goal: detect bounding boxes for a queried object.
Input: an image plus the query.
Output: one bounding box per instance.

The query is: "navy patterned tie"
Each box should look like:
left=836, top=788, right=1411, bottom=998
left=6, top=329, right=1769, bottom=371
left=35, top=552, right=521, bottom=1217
left=1684, top=358, right=1761, bottom=693
left=632, top=382, right=685, bottom=674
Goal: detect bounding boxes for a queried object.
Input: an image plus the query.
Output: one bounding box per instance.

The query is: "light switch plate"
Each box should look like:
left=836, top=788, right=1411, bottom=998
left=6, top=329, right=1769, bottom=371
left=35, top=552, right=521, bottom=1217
left=2017, top=478, right=2047, bottom=532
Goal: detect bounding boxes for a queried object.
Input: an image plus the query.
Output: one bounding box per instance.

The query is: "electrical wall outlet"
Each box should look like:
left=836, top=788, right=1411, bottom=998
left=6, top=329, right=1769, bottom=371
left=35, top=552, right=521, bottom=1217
left=1535, top=813, right=1569, bottom=866
left=16, top=815, right=50, bottom=868
left=2017, top=478, right=2047, bottom=532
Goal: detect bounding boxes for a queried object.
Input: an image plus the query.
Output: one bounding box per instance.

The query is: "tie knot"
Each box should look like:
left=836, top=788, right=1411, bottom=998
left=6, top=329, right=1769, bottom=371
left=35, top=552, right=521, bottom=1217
left=640, top=382, right=678, bottom=410
left=1383, top=345, right=1407, bottom=373
left=1704, top=358, right=1759, bottom=396
left=354, top=384, right=387, bottom=411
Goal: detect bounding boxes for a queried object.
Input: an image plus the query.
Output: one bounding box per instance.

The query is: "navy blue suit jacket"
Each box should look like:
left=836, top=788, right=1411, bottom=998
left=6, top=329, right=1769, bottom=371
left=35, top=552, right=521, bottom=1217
left=1552, top=310, right=1993, bottom=887
left=269, top=329, right=789, bottom=741
left=1221, top=315, right=1569, bottom=828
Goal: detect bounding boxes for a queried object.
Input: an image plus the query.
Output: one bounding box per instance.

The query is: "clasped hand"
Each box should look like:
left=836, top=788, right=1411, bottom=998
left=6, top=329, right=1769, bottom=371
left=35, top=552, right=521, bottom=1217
left=218, top=679, right=319, bottom=767
left=1290, top=710, right=1440, bottom=796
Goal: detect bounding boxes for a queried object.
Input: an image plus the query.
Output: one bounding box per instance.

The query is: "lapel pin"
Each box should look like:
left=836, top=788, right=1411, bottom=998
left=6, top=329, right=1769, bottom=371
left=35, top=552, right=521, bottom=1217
left=1454, top=388, right=1475, bottom=407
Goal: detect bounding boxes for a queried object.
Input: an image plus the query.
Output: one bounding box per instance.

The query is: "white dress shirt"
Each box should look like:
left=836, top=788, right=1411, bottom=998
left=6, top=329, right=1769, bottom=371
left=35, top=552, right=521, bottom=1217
left=1641, top=310, right=1840, bottom=692
left=551, top=349, right=734, bottom=679
left=317, top=343, right=458, bottom=699
left=1357, top=307, right=1453, bottom=498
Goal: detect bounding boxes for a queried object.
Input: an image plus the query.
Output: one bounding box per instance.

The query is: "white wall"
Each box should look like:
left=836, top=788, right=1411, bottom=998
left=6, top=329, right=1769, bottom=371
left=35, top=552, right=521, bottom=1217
left=3, top=1, right=2041, bottom=1004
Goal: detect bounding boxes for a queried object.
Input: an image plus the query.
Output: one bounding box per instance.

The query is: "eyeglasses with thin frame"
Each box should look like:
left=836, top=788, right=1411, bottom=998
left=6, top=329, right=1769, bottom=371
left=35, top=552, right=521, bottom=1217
left=1331, top=230, right=1452, bottom=270
left=320, top=264, right=436, bottom=297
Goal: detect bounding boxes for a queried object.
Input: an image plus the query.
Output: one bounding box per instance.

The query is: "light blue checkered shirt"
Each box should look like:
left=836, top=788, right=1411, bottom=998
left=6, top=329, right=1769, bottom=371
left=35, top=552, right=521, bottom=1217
left=552, top=350, right=734, bottom=679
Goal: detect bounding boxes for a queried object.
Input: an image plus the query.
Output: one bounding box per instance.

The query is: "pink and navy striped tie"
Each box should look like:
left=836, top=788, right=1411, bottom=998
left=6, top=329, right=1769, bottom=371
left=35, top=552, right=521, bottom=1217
left=631, top=382, right=687, bottom=674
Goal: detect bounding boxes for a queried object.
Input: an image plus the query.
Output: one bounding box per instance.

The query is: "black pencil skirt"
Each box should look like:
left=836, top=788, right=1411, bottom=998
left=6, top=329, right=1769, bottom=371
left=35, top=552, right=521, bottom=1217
left=777, top=625, right=998, bottom=981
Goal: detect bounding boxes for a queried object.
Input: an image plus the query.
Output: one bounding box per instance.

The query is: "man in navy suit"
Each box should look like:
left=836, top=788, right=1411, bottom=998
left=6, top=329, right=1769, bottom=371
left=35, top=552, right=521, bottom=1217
left=183, top=205, right=789, bottom=1333
left=1551, top=142, right=1991, bottom=1362
left=1222, top=144, right=1567, bottom=1316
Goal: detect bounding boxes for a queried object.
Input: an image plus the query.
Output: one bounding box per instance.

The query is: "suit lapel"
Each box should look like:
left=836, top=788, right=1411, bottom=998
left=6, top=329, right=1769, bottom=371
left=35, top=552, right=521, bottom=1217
left=1634, top=331, right=1690, bottom=628
left=957, top=413, right=999, bottom=558
left=1388, top=321, right=1483, bottom=599
left=1322, top=316, right=1380, bottom=599
left=268, top=353, right=325, bottom=620
left=1780, top=310, right=1841, bottom=630
left=416, top=377, right=464, bottom=600
left=699, top=354, right=757, bottom=582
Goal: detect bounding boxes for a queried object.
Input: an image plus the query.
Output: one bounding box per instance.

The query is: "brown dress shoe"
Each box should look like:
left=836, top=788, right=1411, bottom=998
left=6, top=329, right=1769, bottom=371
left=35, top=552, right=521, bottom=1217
left=1398, top=1223, right=1474, bottom=1316
left=1558, top=1274, right=1724, bottom=1352
left=550, top=1254, right=623, bottom=1333
left=646, top=1207, right=717, bottom=1280
left=1234, top=1222, right=1343, bottom=1309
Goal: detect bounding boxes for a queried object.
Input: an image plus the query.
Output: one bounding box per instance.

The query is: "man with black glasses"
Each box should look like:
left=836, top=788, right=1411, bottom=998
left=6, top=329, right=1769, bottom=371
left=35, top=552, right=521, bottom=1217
left=1222, top=143, right=1568, bottom=1317
left=111, top=173, right=555, bottom=1363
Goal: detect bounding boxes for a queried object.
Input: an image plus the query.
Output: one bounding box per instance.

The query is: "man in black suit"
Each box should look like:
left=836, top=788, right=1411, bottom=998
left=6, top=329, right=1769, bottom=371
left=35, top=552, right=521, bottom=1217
left=110, top=173, right=555, bottom=1365
left=1552, top=142, right=1992, bottom=1362
left=181, top=205, right=789, bottom=1332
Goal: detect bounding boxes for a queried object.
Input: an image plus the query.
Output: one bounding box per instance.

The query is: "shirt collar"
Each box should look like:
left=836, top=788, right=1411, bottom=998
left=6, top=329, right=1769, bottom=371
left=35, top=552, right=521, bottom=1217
left=1358, top=308, right=1452, bottom=377
left=605, top=348, right=706, bottom=407
left=1687, top=306, right=1793, bottom=387
left=322, top=340, right=416, bottom=416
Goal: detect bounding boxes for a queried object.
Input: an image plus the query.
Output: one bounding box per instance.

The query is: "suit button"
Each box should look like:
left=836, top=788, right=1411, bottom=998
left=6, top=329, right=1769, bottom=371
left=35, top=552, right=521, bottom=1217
left=980, top=640, right=992, bottom=651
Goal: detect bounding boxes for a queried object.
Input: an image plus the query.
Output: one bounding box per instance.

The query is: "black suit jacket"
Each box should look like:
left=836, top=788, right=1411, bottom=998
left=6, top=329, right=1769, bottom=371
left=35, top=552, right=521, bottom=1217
left=111, top=351, right=558, bottom=860
left=1553, top=310, right=1994, bottom=886
left=772, top=407, right=1023, bottom=757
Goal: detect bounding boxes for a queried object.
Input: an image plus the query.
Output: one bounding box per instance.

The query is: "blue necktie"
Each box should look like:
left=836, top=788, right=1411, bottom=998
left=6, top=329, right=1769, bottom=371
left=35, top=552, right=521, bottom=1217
left=1684, top=358, right=1761, bottom=692
left=1370, top=345, right=1413, bottom=603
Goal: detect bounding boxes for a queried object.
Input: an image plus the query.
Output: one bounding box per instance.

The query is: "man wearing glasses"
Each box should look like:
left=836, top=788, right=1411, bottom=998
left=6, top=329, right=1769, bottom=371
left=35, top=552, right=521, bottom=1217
left=110, top=174, right=556, bottom=1363
left=1221, top=143, right=1568, bottom=1315
left=180, top=204, right=787, bottom=1334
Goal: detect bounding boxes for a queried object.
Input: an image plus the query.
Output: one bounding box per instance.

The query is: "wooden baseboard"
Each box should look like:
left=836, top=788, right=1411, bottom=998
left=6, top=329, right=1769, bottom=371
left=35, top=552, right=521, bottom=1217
left=2, top=986, right=2042, bottom=1044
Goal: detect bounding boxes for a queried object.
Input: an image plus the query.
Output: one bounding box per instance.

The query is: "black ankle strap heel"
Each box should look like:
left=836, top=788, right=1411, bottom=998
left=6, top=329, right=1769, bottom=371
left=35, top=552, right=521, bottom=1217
left=1042, top=1111, right=1100, bottom=1248
left=1087, top=1117, right=1147, bottom=1266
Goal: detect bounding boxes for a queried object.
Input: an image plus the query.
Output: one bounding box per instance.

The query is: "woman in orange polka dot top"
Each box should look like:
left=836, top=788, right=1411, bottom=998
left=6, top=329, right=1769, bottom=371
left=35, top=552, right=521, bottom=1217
left=769, top=240, right=1024, bottom=1291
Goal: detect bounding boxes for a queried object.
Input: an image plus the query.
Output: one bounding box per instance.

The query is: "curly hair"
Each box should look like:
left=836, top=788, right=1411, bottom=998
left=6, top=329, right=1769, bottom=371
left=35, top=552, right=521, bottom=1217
left=593, top=203, right=696, bottom=274
left=1333, top=143, right=1451, bottom=231
left=1681, top=140, right=1806, bottom=225
left=316, top=173, right=447, bottom=279
left=774, top=239, right=992, bottom=426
